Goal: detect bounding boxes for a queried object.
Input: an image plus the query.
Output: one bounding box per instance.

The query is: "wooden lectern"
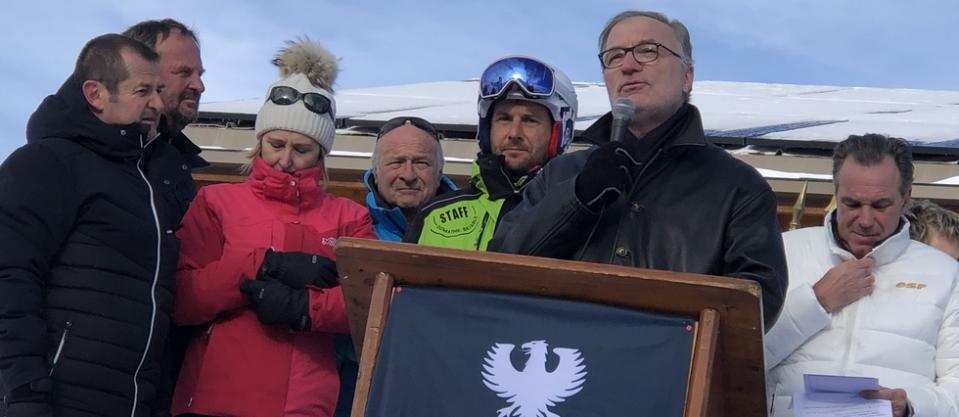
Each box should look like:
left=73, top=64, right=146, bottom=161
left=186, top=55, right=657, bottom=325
left=335, top=238, right=767, bottom=417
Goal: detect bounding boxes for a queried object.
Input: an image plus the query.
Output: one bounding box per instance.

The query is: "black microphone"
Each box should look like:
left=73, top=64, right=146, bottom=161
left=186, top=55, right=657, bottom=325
left=610, top=97, right=635, bottom=143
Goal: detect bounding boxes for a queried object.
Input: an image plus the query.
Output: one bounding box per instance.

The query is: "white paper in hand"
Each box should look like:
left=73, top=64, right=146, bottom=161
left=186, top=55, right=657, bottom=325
left=792, top=374, right=892, bottom=417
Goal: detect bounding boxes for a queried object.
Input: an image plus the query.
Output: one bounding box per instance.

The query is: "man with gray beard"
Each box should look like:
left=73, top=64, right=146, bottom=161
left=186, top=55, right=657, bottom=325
left=124, top=18, right=208, bottom=172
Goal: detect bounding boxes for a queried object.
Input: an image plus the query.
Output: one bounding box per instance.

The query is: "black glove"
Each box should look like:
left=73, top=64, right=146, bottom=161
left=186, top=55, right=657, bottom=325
left=258, top=249, right=339, bottom=289
left=4, top=378, right=53, bottom=417
left=574, top=141, right=641, bottom=210
left=240, top=278, right=311, bottom=331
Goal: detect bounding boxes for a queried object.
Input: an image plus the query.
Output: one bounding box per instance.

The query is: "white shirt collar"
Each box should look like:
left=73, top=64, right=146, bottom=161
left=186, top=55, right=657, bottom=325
left=823, top=209, right=911, bottom=266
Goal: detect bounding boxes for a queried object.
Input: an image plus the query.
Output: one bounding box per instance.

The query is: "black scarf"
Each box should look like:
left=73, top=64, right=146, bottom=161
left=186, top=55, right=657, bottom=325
left=621, top=103, right=693, bottom=165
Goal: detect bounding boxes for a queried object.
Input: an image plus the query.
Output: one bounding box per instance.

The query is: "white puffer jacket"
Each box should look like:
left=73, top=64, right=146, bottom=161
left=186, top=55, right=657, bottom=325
left=765, top=212, right=959, bottom=417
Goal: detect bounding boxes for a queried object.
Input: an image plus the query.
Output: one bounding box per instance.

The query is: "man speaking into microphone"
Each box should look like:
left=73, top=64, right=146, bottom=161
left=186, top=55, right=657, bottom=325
left=489, top=9, right=788, bottom=330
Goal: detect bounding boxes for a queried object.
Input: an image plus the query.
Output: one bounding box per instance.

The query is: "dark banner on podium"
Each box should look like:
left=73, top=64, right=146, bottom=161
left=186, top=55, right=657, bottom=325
left=365, top=286, right=695, bottom=417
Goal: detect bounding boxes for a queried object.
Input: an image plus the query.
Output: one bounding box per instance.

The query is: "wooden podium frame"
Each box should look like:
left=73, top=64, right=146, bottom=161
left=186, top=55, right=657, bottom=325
left=335, top=238, right=767, bottom=417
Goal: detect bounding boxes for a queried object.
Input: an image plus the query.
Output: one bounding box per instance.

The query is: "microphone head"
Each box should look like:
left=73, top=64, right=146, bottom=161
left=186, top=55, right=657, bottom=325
left=611, top=97, right=636, bottom=121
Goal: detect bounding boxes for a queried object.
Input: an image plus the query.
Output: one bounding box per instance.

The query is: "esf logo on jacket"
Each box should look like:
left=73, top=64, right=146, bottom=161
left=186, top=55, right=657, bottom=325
left=895, top=282, right=927, bottom=289
left=427, top=204, right=480, bottom=237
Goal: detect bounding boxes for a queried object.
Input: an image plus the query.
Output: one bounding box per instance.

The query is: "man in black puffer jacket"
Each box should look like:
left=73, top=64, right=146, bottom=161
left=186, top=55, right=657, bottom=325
left=0, top=34, right=192, bottom=417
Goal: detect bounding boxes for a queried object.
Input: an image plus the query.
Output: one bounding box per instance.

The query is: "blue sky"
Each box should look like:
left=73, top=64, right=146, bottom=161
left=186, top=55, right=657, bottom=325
left=2, top=0, right=957, bottom=162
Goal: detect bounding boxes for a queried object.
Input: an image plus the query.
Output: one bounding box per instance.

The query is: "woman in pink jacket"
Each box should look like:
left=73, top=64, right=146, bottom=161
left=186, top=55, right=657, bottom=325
left=170, top=39, right=375, bottom=417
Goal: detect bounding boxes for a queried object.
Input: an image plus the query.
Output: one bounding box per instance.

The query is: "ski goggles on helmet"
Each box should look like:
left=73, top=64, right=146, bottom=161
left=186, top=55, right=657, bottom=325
left=269, top=86, right=332, bottom=115
left=479, top=56, right=555, bottom=100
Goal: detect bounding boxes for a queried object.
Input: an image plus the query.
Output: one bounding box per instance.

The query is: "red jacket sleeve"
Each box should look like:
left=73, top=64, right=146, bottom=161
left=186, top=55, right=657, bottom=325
left=307, top=286, right=349, bottom=333
left=343, top=208, right=377, bottom=240
left=305, top=205, right=375, bottom=333
left=173, top=189, right=267, bottom=326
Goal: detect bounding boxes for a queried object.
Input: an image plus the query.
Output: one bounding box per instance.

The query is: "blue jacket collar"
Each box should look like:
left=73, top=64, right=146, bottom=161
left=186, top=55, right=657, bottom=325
left=363, top=169, right=458, bottom=241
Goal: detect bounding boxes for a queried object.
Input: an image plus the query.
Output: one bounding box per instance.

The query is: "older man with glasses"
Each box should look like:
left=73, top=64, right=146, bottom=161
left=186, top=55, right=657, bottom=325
left=490, top=10, right=788, bottom=330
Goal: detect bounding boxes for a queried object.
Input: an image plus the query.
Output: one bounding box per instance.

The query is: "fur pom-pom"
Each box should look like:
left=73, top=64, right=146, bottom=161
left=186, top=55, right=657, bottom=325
left=272, top=37, right=338, bottom=92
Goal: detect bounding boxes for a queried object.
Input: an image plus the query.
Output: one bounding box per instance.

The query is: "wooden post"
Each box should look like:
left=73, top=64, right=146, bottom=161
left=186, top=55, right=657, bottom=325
left=350, top=272, right=394, bottom=417
left=685, top=308, right=721, bottom=417
left=789, top=181, right=809, bottom=230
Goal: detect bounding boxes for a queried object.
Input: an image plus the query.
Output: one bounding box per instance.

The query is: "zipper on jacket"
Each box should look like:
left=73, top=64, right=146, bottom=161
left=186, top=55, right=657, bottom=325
left=49, top=321, right=73, bottom=376
left=131, top=149, right=162, bottom=417
left=474, top=212, right=491, bottom=250
left=840, top=299, right=862, bottom=374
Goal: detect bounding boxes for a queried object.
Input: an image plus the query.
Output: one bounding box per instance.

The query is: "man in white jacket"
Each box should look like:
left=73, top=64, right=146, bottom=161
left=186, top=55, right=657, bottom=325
left=766, top=134, right=959, bottom=417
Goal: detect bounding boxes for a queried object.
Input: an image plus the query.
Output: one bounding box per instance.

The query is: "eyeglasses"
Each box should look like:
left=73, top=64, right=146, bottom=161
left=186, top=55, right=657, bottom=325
left=269, top=86, right=332, bottom=115
left=377, top=116, right=442, bottom=141
left=479, top=56, right=555, bottom=100
left=598, top=42, right=686, bottom=69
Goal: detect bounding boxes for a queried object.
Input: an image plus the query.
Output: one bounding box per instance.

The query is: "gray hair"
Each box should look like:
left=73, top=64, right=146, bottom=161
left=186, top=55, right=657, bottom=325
left=832, top=133, right=913, bottom=197
left=598, top=10, right=694, bottom=66
left=371, top=125, right=445, bottom=178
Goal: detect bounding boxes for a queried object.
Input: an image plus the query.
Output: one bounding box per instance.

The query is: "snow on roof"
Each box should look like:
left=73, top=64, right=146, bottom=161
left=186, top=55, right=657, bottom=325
left=754, top=168, right=832, bottom=181
left=199, top=79, right=959, bottom=148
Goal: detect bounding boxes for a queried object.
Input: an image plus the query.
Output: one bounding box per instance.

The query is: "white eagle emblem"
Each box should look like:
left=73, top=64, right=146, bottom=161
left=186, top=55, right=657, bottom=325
left=481, top=340, right=587, bottom=417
